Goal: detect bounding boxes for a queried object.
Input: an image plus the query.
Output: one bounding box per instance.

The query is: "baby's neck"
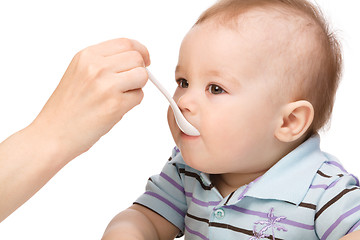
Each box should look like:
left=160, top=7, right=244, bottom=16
left=211, top=137, right=307, bottom=198
left=211, top=171, right=266, bottom=198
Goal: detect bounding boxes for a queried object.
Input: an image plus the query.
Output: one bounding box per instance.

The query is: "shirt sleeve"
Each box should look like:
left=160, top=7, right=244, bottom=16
left=134, top=148, right=187, bottom=235
left=315, top=174, right=360, bottom=239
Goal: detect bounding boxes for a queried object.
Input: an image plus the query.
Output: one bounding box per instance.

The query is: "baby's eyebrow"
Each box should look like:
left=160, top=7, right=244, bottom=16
left=206, top=69, right=240, bottom=87
left=175, top=65, right=183, bottom=74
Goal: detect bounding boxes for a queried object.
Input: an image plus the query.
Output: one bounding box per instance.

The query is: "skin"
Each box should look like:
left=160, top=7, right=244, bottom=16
left=168, top=19, right=298, bottom=197
left=103, top=11, right=306, bottom=239
left=103, top=10, right=360, bottom=240
left=0, top=38, right=150, bottom=222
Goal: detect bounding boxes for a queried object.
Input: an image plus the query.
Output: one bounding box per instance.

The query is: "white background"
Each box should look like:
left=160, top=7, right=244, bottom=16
left=0, top=0, right=359, bottom=239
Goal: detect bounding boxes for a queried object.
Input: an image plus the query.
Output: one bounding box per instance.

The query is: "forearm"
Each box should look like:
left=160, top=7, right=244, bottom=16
left=0, top=123, right=71, bottom=222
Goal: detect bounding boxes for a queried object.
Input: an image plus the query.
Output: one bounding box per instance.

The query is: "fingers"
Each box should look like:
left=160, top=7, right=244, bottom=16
left=117, top=67, right=148, bottom=92
left=90, top=38, right=150, bottom=66
left=104, top=51, right=147, bottom=73
left=121, top=89, right=145, bottom=113
left=78, top=38, right=150, bottom=93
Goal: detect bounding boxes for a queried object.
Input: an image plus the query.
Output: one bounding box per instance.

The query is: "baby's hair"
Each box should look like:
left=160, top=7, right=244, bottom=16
left=195, top=0, right=342, bottom=135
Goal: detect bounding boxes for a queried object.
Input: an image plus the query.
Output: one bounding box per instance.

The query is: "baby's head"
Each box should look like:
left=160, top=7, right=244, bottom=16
left=168, top=0, right=342, bottom=176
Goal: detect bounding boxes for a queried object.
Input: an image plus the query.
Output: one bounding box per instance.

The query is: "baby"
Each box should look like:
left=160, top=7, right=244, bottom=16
left=103, top=0, right=360, bottom=239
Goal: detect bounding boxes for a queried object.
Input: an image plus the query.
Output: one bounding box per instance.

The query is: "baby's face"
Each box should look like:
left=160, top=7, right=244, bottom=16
left=168, top=20, right=290, bottom=175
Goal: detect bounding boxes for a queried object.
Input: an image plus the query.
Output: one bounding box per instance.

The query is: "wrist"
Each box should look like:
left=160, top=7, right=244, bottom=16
left=25, top=119, right=77, bottom=168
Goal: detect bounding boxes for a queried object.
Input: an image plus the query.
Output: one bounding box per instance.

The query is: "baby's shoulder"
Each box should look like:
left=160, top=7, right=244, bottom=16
left=314, top=153, right=359, bottom=188
left=311, top=155, right=360, bottom=238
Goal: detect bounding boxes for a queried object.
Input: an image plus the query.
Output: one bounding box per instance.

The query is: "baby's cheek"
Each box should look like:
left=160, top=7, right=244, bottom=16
left=205, top=114, right=234, bottom=137
left=166, top=106, right=172, bottom=123
left=167, top=108, right=173, bottom=126
left=204, top=116, right=241, bottom=149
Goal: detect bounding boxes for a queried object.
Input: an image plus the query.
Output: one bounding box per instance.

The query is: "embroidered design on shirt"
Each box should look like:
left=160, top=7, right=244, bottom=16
left=249, top=208, right=287, bottom=240
left=249, top=226, right=270, bottom=240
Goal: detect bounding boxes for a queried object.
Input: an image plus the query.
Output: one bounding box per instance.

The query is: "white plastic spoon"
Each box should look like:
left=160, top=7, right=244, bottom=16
left=146, top=68, right=200, bottom=136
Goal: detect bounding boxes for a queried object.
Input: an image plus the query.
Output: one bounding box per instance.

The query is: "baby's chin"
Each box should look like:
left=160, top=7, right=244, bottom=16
left=180, top=150, right=220, bottom=174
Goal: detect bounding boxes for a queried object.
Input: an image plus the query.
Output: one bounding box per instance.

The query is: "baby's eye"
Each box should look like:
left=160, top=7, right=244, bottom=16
left=177, top=78, right=189, bottom=88
left=208, top=84, right=225, bottom=94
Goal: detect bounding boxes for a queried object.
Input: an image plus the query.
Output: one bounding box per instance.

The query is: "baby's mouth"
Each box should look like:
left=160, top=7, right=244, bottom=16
left=173, top=114, right=200, bottom=136
left=180, top=130, right=200, bottom=139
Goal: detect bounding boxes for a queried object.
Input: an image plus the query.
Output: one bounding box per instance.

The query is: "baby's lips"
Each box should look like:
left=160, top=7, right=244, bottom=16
left=175, top=118, right=197, bottom=136
left=179, top=118, right=200, bottom=136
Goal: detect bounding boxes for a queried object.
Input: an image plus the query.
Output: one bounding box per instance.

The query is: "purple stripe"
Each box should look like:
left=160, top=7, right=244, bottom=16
left=281, top=218, right=314, bottom=230
left=185, top=225, right=209, bottom=240
left=145, top=191, right=186, bottom=217
left=160, top=172, right=185, bottom=193
left=310, top=184, right=328, bottom=189
left=348, top=220, right=360, bottom=234
left=326, top=161, right=348, bottom=173
left=160, top=173, right=220, bottom=207
left=310, top=178, right=341, bottom=189
left=238, top=176, right=262, bottom=200
left=238, top=184, right=251, bottom=200
left=321, top=204, right=360, bottom=240
left=223, top=205, right=266, bottom=218
left=185, top=191, right=221, bottom=207
left=327, top=178, right=341, bottom=189
left=223, top=205, right=314, bottom=230
left=310, top=178, right=342, bottom=190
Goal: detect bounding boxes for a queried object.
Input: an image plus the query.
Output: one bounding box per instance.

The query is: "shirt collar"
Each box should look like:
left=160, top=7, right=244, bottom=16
left=171, top=134, right=327, bottom=205
left=244, top=134, right=327, bottom=205
left=170, top=147, right=213, bottom=186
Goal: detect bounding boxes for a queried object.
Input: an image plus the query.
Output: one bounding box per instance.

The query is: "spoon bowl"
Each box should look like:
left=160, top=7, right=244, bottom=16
left=146, top=69, right=200, bottom=136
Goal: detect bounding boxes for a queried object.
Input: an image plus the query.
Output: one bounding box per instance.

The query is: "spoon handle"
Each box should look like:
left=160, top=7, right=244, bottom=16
left=146, top=68, right=200, bottom=136
left=146, top=69, right=177, bottom=107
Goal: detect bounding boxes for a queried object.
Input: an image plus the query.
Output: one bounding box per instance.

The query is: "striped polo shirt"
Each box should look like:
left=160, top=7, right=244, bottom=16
left=135, top=135, right=360, bottom=239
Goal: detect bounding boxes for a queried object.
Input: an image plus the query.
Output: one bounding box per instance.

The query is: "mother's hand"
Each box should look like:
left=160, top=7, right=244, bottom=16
left=0, top=38, right=150, bottom=221
left=33, top=38, right=150, bottom=159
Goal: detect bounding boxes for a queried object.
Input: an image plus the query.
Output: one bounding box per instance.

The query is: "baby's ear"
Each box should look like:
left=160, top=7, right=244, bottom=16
left=274, top=100, right=314, bottom=142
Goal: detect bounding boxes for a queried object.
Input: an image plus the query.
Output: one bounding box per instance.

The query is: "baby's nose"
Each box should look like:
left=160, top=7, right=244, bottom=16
left=177, top=90, right=198, bottom=114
